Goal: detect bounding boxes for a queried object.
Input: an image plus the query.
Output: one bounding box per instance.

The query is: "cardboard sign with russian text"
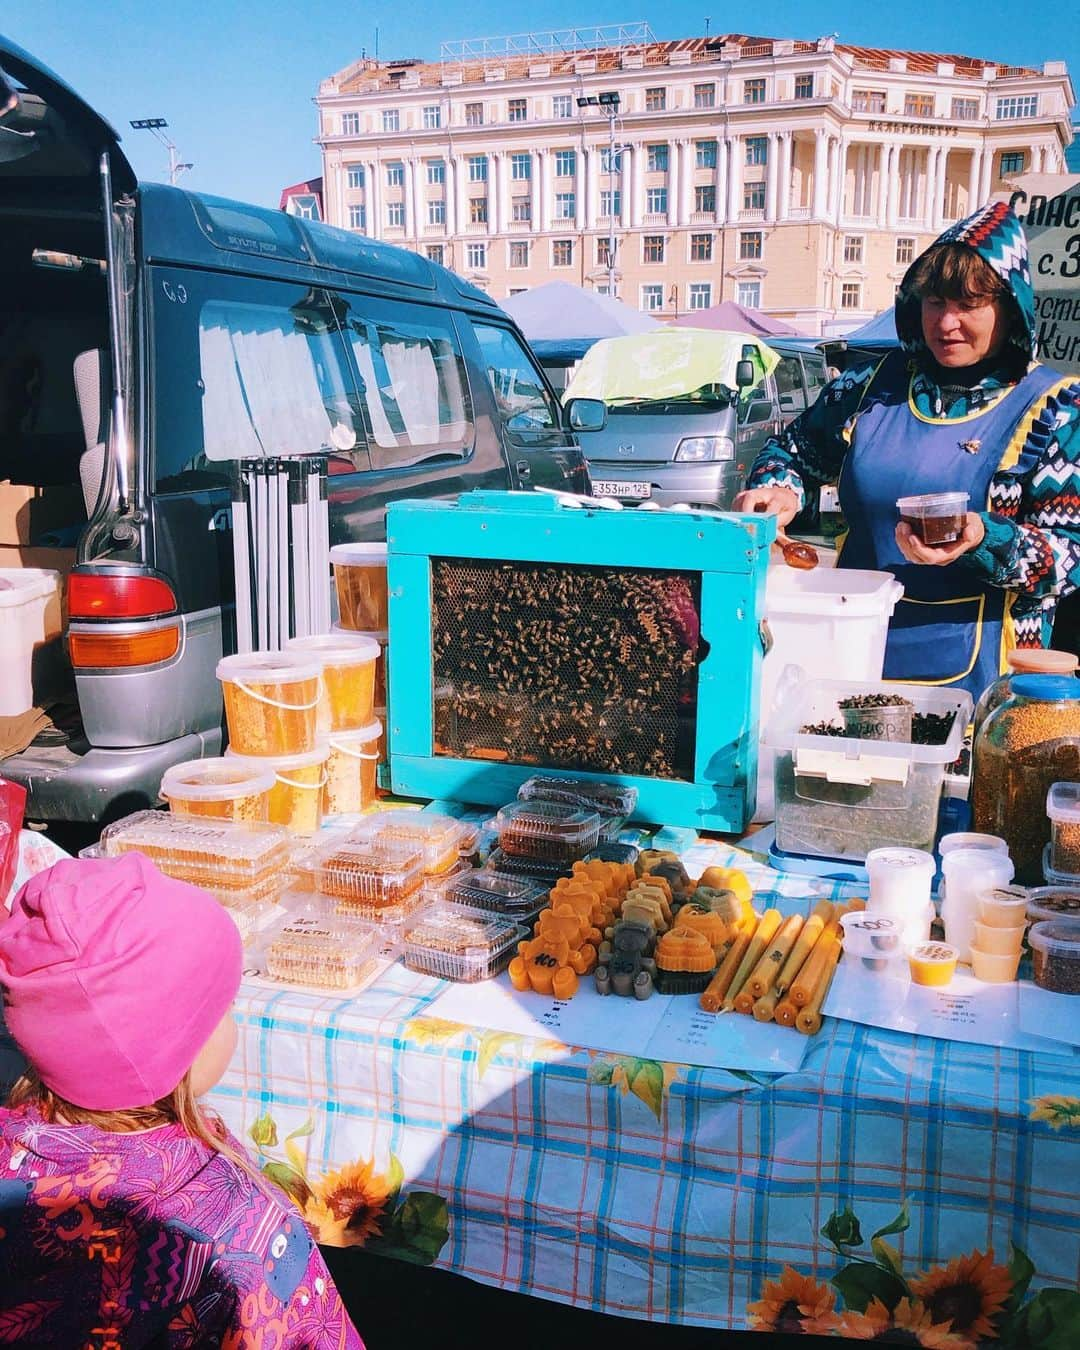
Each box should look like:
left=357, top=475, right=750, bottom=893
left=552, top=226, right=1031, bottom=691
left=1013, top=186, right=1080, bottom=375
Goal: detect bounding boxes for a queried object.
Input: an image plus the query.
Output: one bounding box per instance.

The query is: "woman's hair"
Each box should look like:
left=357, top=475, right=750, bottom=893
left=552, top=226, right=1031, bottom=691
left=905, top=242, right=1008, bottom=305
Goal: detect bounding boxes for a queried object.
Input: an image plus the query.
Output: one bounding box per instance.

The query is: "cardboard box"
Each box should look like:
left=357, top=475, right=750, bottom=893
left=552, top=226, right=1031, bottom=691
left=0, top=481, right=85, bottom=547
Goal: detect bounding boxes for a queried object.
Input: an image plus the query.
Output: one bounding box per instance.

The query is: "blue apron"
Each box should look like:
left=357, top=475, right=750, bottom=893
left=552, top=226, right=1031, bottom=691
left=837, top=351, right=1061, bottom=701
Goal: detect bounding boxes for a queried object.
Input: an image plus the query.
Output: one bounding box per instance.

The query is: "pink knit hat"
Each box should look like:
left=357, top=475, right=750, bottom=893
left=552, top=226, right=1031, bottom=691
left=0, top=853, right=242, bottom=1110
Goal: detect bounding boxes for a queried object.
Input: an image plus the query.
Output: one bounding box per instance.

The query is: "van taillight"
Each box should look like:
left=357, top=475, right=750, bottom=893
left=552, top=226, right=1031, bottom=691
left=69, top=627, right=180, bottom=668
left=68, top=573, right=177, bottom=619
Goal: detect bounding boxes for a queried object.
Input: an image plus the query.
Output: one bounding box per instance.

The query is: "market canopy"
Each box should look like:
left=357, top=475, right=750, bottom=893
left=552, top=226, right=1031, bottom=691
left=563, top=328, right=779, bottom=405
left=500, top=281, right=661, bottom=361
left=669, top=300, right=806, bottom=337
left=841, top=307, right=900, bottom=348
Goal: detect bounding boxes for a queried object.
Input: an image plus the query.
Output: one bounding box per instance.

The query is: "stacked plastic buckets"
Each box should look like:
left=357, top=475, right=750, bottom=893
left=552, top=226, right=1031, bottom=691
left=329, top=542, right=390, bottom=791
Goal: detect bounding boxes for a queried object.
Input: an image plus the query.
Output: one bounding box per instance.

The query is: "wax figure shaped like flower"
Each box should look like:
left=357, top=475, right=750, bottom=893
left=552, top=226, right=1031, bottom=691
left=838, top=1296, right=975, bottom=1347
left=747, top=1265, right=842, bottom=1335
left=909, top=1249, right=1013, bottom=1342
left=303, top=1158, right=393, bottom=1247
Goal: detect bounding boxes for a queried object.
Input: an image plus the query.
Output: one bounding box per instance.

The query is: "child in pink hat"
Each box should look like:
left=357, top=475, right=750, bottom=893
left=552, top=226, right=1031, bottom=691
left=0, top=852, right=364, bottom=1348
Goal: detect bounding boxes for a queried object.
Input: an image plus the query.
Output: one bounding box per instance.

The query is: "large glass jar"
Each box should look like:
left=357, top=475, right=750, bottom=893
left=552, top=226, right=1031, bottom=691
left=971, top=675, right=1080, bottom=884
left=971, top=648, right=1079, bottom=743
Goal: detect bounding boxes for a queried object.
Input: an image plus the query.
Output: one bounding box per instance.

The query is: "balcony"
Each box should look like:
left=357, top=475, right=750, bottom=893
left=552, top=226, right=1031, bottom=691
left=643, top=212, right=667, bottom=224
left=739, top=208, right=765, bottom=220
left=690, top=210, right=717, bottom=223
left=423, top=223, right=447, bottom=234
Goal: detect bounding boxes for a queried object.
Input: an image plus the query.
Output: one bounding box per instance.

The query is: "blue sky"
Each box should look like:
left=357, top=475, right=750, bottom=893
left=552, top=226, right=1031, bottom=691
left=4, top=2, right=1077, bottom=208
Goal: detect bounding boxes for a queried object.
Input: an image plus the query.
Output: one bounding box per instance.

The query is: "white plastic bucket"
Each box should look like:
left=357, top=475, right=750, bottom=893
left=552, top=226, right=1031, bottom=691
left=0, top=568, right=62, bottom=717
left=324, top=719, right=382, bottom=816
left=330, top=542, right=389, bottom=631
left=160, top=757, right=275, bottom=823
left=227, top=744, right=328, bottom=836
left=216, top=650, right=322, bottom=757
left=286, top=631, right=380, bottom=732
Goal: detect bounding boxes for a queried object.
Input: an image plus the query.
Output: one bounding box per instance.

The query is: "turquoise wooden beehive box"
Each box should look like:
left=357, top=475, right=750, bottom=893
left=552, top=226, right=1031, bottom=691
left=385, top=492, right=775, bottom=832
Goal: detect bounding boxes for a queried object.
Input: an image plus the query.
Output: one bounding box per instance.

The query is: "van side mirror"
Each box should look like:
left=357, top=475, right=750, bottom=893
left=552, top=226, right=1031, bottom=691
left=735, top=359, right=756, bottom=390
left=564, top=397, right=607, bottom=432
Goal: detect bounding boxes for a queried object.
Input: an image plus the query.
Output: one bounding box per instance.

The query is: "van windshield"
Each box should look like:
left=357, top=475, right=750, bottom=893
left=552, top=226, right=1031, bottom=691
left=607, top=385, right=734, bottom=412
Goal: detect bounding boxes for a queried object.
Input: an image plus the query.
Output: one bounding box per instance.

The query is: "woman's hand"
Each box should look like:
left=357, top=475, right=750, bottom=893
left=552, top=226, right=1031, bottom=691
left=895, top=511, right=985, bottom=565
left=731, top=486, right=801, bottom=531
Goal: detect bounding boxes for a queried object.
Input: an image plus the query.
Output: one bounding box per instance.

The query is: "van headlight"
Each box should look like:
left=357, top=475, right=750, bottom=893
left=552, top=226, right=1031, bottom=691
left=673, top=436, right=735, bottom=462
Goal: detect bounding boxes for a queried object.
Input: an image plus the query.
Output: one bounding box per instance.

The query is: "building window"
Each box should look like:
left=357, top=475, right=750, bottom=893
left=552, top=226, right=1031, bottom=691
left=428, top=200, right=446, bottom=225
left=597, top=239, right=614, bottom=267
left=743, top=181, right=766, bottom=211
left=508, top=97, right=527, bottom=122
left=995, top=95, right=1038, bottom=119
left=736, top=280, right=761, bottom=307
left=509, top=240, right=529, bottom=267
left=552, top=239, right=574, bottom=267
left=554, top=192, right=576, bottom=220
left=690, top=232, right=713, bottom=262
left=745, top=136, right=768, bottom=166
left=466, top=242, right=487, bottom=270
left=425, top=244, right=444, bottom=265
left=386, top=201, right=405, bottom=227
left=903, top=93, right=935, bottom=117
left=841, top=281, right=862, bottom=309
left=852, top=89, right=886, bottom=113
left=952, top=97, right=979, bottom=120
left=554, top=149, right=576, bottom=176
left=1000, top=150, right=1026, bottom=175
left=600, top=147, right=623, bottom=173
left=600, top=189, right=621, bottom=217
left=646, top=186, right=668, bottom=215
left=341, top=112, right=361, bottom=135
left=511, top=198, right=531, bottom=222
left=427, top=159, right=445, bottom=185
left=386, top=162, right=405, bottom=187
left=645, top=86, right=666, bottom=111
left=469, top=197, right=488, bottom=224
left=510, top=152, right=531, bottom=180
left=346, top=164, right=365, bottom=189
left=595, top=283, right=617, bottom=298
left=794, top=73, right=814, bottom=99
left=694, top=82, right=716, bottom=108
left=348, top=204, right=366, bottom=231
left=843, top=235, right=864, bottom=263
left=552, top=94, right=573, bottom=118
left=689, top=282, right=712, bottom=310
left=422, top=104, right=441, bottom=129
left=465, top=102, right=484, bottom=126
left=643, top=234, right=666, bottom=263
left=694, top=185, right=716, bottom=214
left=647, top=143, right=669, bottom=173
left=468, top=155, right=487, bottom=182
left=743, top=78, right=766, bottom=104
left=740, top=230, right=762, bottom=260
left=641, top=284, right=664, bottom=312
left=696, top=140, right=717, bottom=169
left=895, top=236, right=915, bottom=265
left=382, top=109, right=400, bottom=132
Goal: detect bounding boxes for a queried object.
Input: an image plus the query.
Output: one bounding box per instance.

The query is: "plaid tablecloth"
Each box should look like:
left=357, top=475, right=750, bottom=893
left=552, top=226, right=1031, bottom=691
left=206, top=843, right=1080, bottom=1333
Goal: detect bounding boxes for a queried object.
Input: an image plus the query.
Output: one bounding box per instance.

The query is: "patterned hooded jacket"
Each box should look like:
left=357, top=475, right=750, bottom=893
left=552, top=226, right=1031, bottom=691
left=746, top=200, right=1080, bottom=647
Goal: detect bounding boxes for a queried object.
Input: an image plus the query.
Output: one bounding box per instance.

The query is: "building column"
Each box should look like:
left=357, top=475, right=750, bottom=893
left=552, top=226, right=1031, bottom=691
left=827, top=137, right=843, bottom=222
left=488, top=151, right=501, bottom=235
left=586, top=145, right=600, bottom=229
left=444, top=158, right=456, bottom=237
left=716, top=135, right=728, bottom=225
left=778, top=132, right=793, bottom=220
left=727, top=134, right=742, bottom=220
left=530, top=151, right=541, bottom=233
left=631, top=143, right=645, bottom=227
left=454, top=155, right=468, bottom=237
left=367, top=160, right=381, bottom=239
left=668, top=138, right=680, bottom=227
left=1036, top=144, right=1047, bottom=173
left=967, top=147, right=982, bottom=215
left=538, top=148, right=552, bottom=232
left=765, top=131, right=780, bottom=222
left=923, top=146, right=939, bottom=229
left=876, top=144, right=889, bottom=228
left=812, top=129, right=828, bottom=219
left=620, top=144, right=633, bottom=229
left=680, top=139, right=694, bottom=226
left=978, top=144, right=993, bottom=206
left=403, top=155, right=416, bottom=237
left=576, top=146, right=588, bottom=231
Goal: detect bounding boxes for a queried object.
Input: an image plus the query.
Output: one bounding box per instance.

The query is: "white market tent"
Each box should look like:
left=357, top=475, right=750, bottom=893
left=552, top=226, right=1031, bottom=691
left=500, top=281, right=661, bottom=362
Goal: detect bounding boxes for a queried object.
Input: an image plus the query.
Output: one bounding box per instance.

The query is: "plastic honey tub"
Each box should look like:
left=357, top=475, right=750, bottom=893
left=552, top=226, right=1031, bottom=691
left=227, top=745, right=328, bottom=835
left=217, top=651, right=321, bottom=757
left=323, top=719, right=382, bottom=817
left=330, top=542, right=389, bottom=631
left=159, top=757, right=274, bottom=823
left=286, top=631, right=380, bottom=732
left=332, top=624, right=387, bottom=709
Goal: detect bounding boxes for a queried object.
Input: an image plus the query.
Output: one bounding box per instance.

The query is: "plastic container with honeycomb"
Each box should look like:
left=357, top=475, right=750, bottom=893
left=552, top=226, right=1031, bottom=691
left=159, top=758, right=274, bottom=823
left=263, top=911, right=384, bottom=990
left=437, top=868, right=549, bottom=921
left=217, top=651, right=321, bottom=757
left=227, top=745, right=328, bottom=836
left=302, top=837, right=427, bottom=922
left=330, top=542, right=389, bottom=631
left=401, top=901, right=527, bottom=982
left=286, top=631, right=380, bottom=733
left=516, top=774, right=638, bottom=819
left=494, top=801, right=601, bottom=864
left=97, top=810, right=291, bottom=904
left=323, top=720, right=382, bottom=816
left=357, top=809, right=478, bottom=875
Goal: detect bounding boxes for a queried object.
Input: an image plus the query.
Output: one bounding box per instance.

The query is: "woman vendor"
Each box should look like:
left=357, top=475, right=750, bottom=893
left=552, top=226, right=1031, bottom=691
left=732, top=201, right=1080, bottom=700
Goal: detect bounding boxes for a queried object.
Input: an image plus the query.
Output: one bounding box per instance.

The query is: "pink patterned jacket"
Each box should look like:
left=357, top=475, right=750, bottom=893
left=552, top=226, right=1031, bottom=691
left=0, top=1103, right=364, bottom=1348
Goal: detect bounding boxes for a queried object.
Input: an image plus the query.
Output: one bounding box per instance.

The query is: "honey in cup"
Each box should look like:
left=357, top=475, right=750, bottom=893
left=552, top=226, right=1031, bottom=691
left=897, top=491, right=969, bottom=547
left=217, top=651, right=322, bottom=757
left=159, top=757, right=275, bottom=823
left=228, top=745, right=328, bottom=836
left=331, top=542, right=389, bottom=632
left=286, top=632, right=380, bottom=733
left=333, top=624, right=387, bottom=709
left=323, top=719, right=382, bottom=816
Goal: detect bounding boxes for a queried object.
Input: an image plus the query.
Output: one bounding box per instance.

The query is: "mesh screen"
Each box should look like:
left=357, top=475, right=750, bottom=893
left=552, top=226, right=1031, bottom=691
left=431, top=558, right=701, bottom=780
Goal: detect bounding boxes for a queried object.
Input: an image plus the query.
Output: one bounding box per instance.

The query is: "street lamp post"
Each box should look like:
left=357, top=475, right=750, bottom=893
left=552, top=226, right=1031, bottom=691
left=129, top=117, right=193, bottom=186
left=576, top=90, right=623, bottom=298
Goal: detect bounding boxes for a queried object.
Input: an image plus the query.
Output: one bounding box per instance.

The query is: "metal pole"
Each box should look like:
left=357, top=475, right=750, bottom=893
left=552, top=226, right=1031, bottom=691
left=608, top=106, right=617, bottom=297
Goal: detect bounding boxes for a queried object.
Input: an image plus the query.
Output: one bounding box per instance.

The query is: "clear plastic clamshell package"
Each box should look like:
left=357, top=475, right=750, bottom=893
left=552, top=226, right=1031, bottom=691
left=354, top=808, right=477, bottom=875
left=400, top=901, right=527, bottom=982
left=262, top=909, right=384, bottom=991
left=516, top=774, right=638, bottom=819
left=433, top=867, right=549, bottom=922
left=494, top=801, right=602, bottom=864
left=295, top=836, right=427, bottom=923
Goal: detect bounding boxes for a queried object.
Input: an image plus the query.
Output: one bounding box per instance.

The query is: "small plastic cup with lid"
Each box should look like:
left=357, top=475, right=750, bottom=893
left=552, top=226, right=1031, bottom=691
left=160, top=757, right=275, bottom=823
left=840, top=911, right=904, bottom=971
left=970, top=944, right=1022, bottom=983
left=908, top=941, right=959, bottom=987
left=1027, top=918, right=1080, bottom=994
left=1026, top=884, right=1080, bottom=925
left=972, top=919, right=1025, bottom=956
left=286, top=632, right=380, bottom=732
left=330, top=542, right=389, bottom=631
left=977, top=884, right=1030, bottom=929
left=216, top=651, right=322, bottom=757
left=866, top=846, right=936, bottom=912
left=1046, top=782, right=1080, bottom=879
left=896, top=491, right=970, bottom=547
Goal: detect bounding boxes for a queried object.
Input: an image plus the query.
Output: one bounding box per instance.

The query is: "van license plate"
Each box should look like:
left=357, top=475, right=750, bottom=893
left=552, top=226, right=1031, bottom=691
left=592, top=480, right=651, bottom=499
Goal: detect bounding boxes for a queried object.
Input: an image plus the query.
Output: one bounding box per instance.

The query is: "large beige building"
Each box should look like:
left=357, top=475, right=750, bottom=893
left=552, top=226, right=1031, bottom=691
left=314, top=24, right=1073, bottom=334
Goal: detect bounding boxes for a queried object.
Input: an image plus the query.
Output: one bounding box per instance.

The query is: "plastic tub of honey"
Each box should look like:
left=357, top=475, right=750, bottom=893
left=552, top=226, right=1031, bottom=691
left=1028, top=918, right=1080, bottom=993
left=1046, top=781, right=1080, bottom=879
left=972, top=919, right=1025, bottom=956
left=217, top=651, right=321, bottom=756
left=330, top=542, right=389, bottom=631
left=970, top=944, right=1022, bottom=983
left=334, top=626, right=389, bottom=709
left=896, top=491, right=969, bottom=547
left=323, top=720, right=381, bottom=816
left=977, top=885, right=1031, bottom=929
left=287, top=632, right=380, bottom=732
left=160, top=757, right=274, bottom=823
left=228, top=745, right=328, bottom=836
